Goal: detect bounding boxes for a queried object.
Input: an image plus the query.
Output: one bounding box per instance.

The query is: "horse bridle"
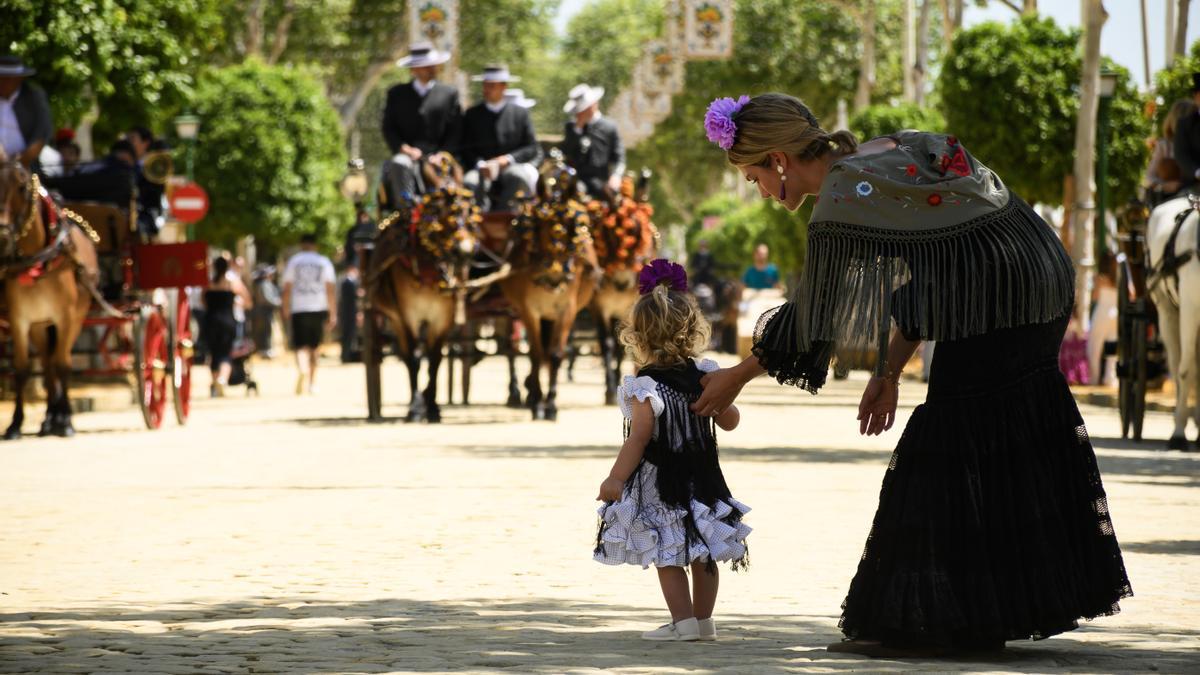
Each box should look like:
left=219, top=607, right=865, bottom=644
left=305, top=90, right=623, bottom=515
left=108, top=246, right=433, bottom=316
left=0, top=164, right=41, bottom=261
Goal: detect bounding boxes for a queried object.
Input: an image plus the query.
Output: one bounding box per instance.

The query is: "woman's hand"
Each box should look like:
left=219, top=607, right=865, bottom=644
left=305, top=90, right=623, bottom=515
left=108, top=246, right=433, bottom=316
left=597, top=476, right=625, bottom=502
left=858, top=376, right=898, bottom=436
left=693, top=365, right=749, bottom=417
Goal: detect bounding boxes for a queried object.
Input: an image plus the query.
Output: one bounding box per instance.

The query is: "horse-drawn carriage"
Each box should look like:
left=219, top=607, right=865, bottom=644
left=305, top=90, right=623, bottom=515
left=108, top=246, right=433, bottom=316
left=0, top=159, right=202, bottom=436
left=359, top=150, right=658, bottom=423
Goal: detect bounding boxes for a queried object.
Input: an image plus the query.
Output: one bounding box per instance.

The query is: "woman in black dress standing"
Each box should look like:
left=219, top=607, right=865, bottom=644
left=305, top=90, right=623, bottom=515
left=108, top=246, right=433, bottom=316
left=201, top=256, right=251, bottom=397
left=693, top=93, right=1131, bottom=656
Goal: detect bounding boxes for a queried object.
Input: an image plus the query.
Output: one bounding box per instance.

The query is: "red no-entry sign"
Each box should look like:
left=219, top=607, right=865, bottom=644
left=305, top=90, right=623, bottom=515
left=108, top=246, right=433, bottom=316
left=170, top=182, right=209, bottom=224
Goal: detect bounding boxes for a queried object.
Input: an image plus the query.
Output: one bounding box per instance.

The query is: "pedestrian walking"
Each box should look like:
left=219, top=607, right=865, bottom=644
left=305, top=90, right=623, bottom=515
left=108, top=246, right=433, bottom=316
left=252, top=264, right=282, bottom=359
left=201, top=256, right=252, bottom=398
left=594, top=259, right=751, bottom=643
left=693, top=93, right=1130, bottom=656
left=281, top=234, right=336, bottom=395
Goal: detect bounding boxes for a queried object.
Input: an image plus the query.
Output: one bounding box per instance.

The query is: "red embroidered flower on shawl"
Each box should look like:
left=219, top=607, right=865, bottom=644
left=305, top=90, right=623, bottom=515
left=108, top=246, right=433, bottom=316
left=927, top=193, right=942, bottom=206
left=905, top=164, right=917, bottom=177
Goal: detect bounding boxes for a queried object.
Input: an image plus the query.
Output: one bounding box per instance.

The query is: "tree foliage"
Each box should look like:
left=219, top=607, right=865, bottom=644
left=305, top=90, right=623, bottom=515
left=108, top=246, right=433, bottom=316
left=0, top=0, right=225, bottom=141
left=686, top=194, right=810, bottom=280
left=849, top=103, right=945, bottom=140
left=938, top=16, right=1149, bottom=207
left=1152, top=40, right=1200, bottom=130
left=190, top=61, right=351, bottom=256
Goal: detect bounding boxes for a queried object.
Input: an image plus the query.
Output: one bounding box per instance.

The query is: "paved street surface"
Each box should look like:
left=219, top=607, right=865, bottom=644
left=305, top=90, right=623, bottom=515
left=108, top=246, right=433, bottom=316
left=1, top=352, right=1197, bottom=673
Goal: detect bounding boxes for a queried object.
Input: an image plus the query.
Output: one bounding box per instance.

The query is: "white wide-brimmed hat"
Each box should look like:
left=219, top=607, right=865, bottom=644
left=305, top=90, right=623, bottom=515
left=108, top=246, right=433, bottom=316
left=563, top=84, right=605, bottom=115
left=504, top=88, right=537, bottom=108
left=396, top=42, right=450, bottom=68
left=0, top=55, right=36, bottom=77
left=472, top=64, right=521, bottom=83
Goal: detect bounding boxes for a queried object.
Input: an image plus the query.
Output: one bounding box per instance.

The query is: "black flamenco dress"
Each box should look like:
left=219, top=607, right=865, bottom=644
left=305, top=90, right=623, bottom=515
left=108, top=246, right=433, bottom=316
left=753, top=131, right=1132, bottom=648
left=201, top=289, right=237, bottom=372
left=594, top=358, right=752, bottom=571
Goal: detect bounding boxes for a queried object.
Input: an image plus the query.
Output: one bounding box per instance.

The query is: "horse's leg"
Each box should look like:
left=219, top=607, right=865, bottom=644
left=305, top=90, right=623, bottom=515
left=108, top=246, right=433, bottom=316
left=423, top=329, right=448, bottom=424
left=504, top=318, right=523, bottom=408
left=596, top=311, right=616, bottom=406
left=34, top=326, right=59, bottom=437
left=1158, top=300, right=1188, bottom=449
left=5, top=323, right=30, bottom=440
left=565, top=324, right=577, bottom=383
left=611, top=316, right=625, bottom=398
left=545, top=299, right=582, bottom=423
left=522, top=311, right=544, bottom=420
left=53, top=315, right=86, bottom=437
left=394, top=319, right=424, bottom=423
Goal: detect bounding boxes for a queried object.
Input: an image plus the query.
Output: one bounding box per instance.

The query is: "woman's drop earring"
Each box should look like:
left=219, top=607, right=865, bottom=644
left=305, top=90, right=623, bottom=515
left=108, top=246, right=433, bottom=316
left=777, top=165, right=787, bottom=201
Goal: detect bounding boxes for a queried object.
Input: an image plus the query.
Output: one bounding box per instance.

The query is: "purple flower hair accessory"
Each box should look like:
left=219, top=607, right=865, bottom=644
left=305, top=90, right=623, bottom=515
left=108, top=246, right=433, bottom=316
left=638, top=258, right=688, bottom=295
left=704, top=95, right=751, bottom=151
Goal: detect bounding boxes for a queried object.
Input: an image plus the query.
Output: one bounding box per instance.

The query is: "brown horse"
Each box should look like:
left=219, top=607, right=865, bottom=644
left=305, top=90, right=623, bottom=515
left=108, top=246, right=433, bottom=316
left=588, top=170, right=658, bottom=405
left=0, top=151, right=97, bottom=438
left=498, top=159, right=595, bottom=421
left=367, top=153, right=481, bottom=423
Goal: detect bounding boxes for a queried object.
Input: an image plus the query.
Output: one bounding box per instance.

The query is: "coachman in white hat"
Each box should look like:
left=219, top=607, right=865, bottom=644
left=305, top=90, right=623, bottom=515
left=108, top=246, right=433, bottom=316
left=459, top=64, right=542, bottom=211
left=561, top=84, right=625, bottom=199
left=0, top=55, right=52, bottom=169
left=380, top=42, right=463, bottom=204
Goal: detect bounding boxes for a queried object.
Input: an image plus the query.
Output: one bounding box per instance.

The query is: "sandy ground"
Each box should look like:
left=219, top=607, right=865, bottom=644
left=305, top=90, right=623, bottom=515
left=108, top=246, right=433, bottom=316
left=0, top=352, right=1196, bottom=673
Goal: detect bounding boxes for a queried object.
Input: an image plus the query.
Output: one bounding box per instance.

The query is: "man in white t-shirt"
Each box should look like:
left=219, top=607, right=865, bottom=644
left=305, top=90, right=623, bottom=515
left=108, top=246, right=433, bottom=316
left=281, top=234, right=337, bottom=395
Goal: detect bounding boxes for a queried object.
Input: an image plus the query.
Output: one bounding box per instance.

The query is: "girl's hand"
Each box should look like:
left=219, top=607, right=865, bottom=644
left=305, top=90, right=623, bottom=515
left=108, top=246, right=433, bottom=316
left=693, top=366, right=748, bottom=417
left=858, top=376, right=898, bottom=436
left=597, top=477, right=625, bottom=502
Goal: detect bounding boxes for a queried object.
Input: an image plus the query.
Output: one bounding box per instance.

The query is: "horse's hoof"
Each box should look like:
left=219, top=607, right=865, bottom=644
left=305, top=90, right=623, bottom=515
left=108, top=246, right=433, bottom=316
left=405, top=410, right=423, bottom=423
left=543, top=407, right=558, bottom=422
left=604, top=391, right=617, bottom=406
left=54, top=423, right=75, bottom=438
left=37, top=421, right=54, bottom=437
left=506, top=390, right=523, bottom=408
left=3, top=427, right=21, bottom=441
left=1167, top=435, right=1188, bottom=451
left=426, top=406, right=442, bottom=424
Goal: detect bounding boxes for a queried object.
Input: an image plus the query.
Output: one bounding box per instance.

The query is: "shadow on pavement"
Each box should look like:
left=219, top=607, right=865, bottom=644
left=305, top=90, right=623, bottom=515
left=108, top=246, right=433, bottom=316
left=1088, top=439, right=1200, bottom=488
left=1121, top=539, right=1200, bottom=556
left=0, top=597, right=1190, bottom=673
left=454, top=444, right=891, bottom=465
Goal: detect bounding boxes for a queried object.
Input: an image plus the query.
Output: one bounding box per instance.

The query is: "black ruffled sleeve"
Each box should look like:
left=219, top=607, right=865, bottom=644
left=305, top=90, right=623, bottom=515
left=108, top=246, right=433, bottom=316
left=750, top=302, right=835, bottom=394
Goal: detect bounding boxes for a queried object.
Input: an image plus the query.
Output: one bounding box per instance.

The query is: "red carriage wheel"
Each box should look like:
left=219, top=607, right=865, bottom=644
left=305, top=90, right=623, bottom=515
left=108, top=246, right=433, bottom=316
left=171, top=292, right=193, bottom=425
left=135, top=308, right=169, bottom=429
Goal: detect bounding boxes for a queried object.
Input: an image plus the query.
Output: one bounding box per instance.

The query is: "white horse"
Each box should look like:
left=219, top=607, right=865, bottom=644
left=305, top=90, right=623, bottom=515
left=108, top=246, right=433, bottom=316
left=1147, top=195, right=1200, bottom=450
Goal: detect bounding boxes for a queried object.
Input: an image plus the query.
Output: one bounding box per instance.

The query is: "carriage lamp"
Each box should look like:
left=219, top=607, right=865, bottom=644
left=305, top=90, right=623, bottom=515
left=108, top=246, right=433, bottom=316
left=1096, top=68, right=1119, bottom=263
left=174, top=114, right=200, bottom=141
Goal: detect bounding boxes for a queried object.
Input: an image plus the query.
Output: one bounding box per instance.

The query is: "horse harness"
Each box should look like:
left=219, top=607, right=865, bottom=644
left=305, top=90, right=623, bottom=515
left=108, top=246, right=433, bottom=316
left=1148, top=195, right=1200, bottom=308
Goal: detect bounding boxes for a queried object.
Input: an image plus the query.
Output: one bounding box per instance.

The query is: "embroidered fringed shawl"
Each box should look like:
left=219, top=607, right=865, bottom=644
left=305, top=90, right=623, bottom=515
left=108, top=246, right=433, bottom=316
left=754, top=131, right=1076, bottom=393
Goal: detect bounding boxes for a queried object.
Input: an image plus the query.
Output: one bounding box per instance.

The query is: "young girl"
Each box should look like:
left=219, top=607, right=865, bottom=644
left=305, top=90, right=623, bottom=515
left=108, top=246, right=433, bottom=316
left=594, top=259, right=751, bottom=642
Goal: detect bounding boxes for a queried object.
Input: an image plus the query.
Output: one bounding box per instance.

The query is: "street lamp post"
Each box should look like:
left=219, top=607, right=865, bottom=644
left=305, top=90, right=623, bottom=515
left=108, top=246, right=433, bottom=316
left=174, top=113, right=201, bottom=240
left=339, top=159, right=381, bottom=422
left=1095, top=69, right=1119, bottom=265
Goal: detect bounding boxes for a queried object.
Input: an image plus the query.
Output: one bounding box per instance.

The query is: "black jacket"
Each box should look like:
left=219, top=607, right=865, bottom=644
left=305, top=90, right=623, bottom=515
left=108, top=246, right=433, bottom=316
left=459, top=102, right=542, bottom=169
left=1175, top=111, right=1200, bottom=191
left=561, top=115, right=624, bottom=184
left=381, top=81, right=462, bottom=156
left=11, top=82, right=52, bottom=150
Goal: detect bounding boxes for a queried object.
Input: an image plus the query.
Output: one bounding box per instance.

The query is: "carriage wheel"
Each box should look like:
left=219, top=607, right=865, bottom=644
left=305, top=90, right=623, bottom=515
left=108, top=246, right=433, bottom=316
left=172, top=292, right=193, bottom=425
left=1131, top=311, right=1148, bottom=442
left=135, top=307, right=169, bottom=430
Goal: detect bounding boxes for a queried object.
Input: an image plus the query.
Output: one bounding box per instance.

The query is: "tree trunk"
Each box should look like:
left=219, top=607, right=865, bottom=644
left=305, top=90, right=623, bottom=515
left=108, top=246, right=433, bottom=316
left=338, top=48, right=407, bottom=129
left=1167, top=0, right=1177, bottom=65
left=1070, top=0, right=1108, bottom=331
left=76, top=95, right=100, bottom=162
left=266, top=1, right=297, bottom=65
left=854, top=0, right=877, bottom=112
left=1023, top=0, right=1037, bottom=12
left=1174, top=0, right=1191, bottom=58
left=914, top=0, right=933, bottom=106
left=903, top=0, right=916, bottom=102
left=243, top=0, right=266, bottom=58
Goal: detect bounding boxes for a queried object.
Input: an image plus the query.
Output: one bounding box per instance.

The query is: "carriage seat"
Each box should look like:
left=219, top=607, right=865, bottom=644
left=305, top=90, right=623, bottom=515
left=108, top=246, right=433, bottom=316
left=59, top=201, right=135, bottom=256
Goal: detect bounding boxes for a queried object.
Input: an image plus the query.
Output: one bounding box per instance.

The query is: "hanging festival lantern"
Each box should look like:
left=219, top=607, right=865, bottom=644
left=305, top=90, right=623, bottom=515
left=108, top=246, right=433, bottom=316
left=683, top=0, right=734, bottom=60
left=665, top=0, right=685, bottom=54
left=631, top=57, right=673, bottom=123
left=409, top=0, right=459, bottom=62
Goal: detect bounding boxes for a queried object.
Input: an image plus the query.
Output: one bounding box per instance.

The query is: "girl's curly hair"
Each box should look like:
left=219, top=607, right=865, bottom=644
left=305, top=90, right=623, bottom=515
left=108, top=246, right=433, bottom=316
left=619, top=284, right=711, bottom=368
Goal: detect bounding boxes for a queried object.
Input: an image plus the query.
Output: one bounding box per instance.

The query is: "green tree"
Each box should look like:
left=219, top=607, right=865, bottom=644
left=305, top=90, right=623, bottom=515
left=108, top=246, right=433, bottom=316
left=190, top=61, right=351, bottom=256
left=849, top=102, right=945, bottom=140
left=938, top=16, right=1150, bottom=207
left=686, top=194, right=809, bottom=281
left=0, top=0, right=226, bottom=142
left=1152, top=40, right=1200, bottom=129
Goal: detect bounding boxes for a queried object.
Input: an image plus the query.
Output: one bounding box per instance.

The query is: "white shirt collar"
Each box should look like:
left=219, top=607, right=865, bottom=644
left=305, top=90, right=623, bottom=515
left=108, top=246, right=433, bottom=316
left=574, top=111, right=601, bottom=135
left=0, top=89, right=19, bottom=105
left=485, top=100, right=507, bottom=114
left=412, top=79, right=436, bottom=97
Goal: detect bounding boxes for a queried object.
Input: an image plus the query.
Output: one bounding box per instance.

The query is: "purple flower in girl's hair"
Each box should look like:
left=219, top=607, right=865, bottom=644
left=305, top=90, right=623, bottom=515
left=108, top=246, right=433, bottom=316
left=704, top=95, right=751, bottom=150
left=638, top=259, right=688, bottom=295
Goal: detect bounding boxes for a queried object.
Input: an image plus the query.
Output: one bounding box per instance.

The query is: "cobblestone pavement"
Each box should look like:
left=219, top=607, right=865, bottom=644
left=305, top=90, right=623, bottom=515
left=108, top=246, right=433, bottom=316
left=0, top=353, right=1197, bottom=673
